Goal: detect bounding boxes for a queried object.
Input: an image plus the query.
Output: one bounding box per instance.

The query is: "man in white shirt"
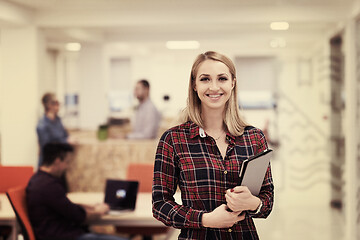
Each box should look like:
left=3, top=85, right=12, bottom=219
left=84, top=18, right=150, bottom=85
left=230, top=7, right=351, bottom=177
left=127, top=79, right=161, bottom=139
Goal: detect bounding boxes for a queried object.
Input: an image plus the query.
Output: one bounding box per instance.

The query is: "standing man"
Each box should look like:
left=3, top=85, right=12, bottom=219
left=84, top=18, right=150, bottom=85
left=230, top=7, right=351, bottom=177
left=127, top=79, right=161, bottom=139
left=26, top=143, right=127, bottom=240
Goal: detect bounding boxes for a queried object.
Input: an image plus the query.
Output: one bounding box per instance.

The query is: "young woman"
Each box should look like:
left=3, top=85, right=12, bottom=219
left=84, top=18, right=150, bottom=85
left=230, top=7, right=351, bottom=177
left=152, top=51, right=274, bottom=239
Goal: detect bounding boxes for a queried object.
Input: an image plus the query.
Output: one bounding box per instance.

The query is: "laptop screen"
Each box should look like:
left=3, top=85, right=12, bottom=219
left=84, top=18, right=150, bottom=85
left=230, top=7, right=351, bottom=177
left=104, top=179, right=139, bottom=210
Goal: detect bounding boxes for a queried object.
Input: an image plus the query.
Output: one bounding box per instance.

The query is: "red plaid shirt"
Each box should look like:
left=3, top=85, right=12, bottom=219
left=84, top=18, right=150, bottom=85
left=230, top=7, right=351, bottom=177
left=152, top=121, right=274, bottom=240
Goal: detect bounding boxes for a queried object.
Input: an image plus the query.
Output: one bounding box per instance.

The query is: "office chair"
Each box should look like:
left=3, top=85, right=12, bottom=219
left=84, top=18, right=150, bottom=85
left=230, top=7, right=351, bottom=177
left=0, top=166, right=33, bottom=193
left=116, top=163, right=169, bottom=240
left=126, top=163, right=154, bottom=193
left=6, top=186, right=36, bottom=240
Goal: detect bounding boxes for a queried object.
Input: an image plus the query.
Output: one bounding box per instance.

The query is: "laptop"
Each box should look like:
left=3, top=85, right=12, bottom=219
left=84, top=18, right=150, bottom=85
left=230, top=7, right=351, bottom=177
left=104, top=179, right=139, bottom=214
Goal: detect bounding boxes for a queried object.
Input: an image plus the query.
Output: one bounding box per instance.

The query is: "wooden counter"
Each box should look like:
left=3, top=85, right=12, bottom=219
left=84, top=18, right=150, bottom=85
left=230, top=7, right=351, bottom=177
left=67, top=135, right=159, bottom=192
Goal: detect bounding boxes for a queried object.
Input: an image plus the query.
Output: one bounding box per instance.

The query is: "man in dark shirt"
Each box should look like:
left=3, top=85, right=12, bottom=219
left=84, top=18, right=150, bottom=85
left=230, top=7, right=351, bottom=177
left=26, top=143, right=127, bottom=240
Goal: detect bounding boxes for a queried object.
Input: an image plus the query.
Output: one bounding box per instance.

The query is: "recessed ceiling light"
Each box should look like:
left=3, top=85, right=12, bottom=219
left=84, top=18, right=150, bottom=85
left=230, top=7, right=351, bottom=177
left=270, top=22, right=289, bottom=31
left=166, top=41, right=200, bottom=50
left=66, top=42, right=81, bottom=51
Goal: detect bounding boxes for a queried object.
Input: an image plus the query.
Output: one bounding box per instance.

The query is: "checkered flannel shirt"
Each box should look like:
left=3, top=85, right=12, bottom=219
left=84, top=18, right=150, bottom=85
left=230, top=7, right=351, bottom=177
left=152, top=121, right=274, bottom=240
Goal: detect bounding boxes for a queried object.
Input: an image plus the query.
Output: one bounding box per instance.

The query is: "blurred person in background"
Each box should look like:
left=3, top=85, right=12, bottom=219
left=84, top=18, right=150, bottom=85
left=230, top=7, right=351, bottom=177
left=152, top=51, right=274, bottom=239
left=26, top=143, right=128, bottom=240
left=37, top=92, right=71, bottom=166
left=126, top=79, right=161, bottom=139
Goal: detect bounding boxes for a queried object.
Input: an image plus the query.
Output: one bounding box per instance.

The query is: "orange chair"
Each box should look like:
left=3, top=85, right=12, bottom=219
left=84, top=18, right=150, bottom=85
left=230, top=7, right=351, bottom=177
left=126, top=163, right=154, bottom=193
left=116, top=163, right=169, bottom=239
left=6, top=186, right=36, bottom=240
left=0, top=166, right=34, bottom=193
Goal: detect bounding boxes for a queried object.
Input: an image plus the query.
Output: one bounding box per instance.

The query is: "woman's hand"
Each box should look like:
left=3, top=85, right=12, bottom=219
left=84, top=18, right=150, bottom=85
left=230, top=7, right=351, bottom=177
left=225, top=186, right=261, bottom=212
left=202, top=204, right=245, bottom=228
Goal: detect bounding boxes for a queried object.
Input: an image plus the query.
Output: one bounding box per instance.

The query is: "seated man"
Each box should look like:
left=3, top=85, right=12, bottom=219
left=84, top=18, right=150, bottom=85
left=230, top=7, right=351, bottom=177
left=26, top=143, right=127, bottom=240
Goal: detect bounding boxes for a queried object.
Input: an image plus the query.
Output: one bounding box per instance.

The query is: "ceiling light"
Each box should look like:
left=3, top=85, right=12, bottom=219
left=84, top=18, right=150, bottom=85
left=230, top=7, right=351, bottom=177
left=166, top=41, right=200, bottom=50
left=270, top=22, right=289, bottom=31
left=66, top=42, right=81, bottom=51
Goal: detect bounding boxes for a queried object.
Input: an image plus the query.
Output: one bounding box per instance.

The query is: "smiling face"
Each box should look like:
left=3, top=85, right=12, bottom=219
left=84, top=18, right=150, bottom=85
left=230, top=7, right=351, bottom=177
left=194, top=59, right=235, bottom=112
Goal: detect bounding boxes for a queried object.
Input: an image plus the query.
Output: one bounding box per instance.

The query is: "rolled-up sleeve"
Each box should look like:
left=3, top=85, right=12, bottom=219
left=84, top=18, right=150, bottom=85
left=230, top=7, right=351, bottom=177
left=152, top=131, right=205, bottom=229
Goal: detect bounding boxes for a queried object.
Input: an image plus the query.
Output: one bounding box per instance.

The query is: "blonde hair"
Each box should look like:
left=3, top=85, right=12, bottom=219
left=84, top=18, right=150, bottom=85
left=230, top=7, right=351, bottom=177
left=182, top=51, right=247, bottom=136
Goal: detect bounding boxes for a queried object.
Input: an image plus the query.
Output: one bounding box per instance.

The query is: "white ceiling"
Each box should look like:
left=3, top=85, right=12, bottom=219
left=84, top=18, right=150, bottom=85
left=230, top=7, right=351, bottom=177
left=6, top=0, right=354, bottom=11
left=2, top=0, right=357, bottom=50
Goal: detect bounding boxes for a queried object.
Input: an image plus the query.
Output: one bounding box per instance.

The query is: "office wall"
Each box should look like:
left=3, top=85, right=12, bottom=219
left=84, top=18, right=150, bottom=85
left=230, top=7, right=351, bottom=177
left=0, top=27, right=44, bottom=167
left=76, top=48, right=292, bottom=129
left=38, top=49, right=57, bottom=113
left=70, top=44, right=192, bottom=130
left=104, top=48, right=195, bottom=119
left=78, top=43, right=108, bottom=130
left=276, top=47, right=332, bottom=207
left=55, top=45, right=191, bottom=129
left=343, top=12, right=360, bottom=240
left=132, top=52, right=193, bottom=118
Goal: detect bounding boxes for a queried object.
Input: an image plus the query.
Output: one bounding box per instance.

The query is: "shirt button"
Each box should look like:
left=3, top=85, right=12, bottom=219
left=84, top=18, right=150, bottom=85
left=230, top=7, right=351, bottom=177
left=228, top=229, right=232, bottom=232
left=224, top=170, right=228, bottom=174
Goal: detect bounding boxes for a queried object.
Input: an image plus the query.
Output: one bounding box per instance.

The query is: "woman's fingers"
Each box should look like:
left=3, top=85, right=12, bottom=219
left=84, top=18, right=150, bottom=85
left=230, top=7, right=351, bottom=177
left=237, top=212, right=246, bottom=222
left=232, top=186, right=249, bottom=193
left=225, top=186, right=255, bottom=212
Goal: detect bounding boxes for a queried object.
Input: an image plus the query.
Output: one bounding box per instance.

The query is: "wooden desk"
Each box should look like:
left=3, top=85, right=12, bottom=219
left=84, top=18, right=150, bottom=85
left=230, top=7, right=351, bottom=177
left=68, top=192, right=179, bottom=227
left=0, top=194, right=17, bottom=240
left=69, top=192, right=179, bottom=239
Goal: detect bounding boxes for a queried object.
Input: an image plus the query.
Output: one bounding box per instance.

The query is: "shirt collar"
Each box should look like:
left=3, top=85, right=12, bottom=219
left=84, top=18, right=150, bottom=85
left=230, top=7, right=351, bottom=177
left=188, top=122, right=201, bottom=139
left=188, top=121, right=236, bottom=145
left=189, top=125, right=207, bottom=139
left=44, top=114, right=59, bottom=122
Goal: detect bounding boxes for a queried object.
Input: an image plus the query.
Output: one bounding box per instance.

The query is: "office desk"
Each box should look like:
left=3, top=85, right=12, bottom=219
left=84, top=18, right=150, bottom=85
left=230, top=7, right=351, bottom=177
left=68, top=192, right=167, bottom=227
left=69, top=192, right=180, bottom=239
left=0, top=194, right=17, bottom=240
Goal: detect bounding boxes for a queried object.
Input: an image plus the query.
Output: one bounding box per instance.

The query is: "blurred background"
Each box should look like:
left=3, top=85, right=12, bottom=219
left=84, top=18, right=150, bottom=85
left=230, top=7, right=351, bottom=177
left=0, top=0, right=360, bottom=239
